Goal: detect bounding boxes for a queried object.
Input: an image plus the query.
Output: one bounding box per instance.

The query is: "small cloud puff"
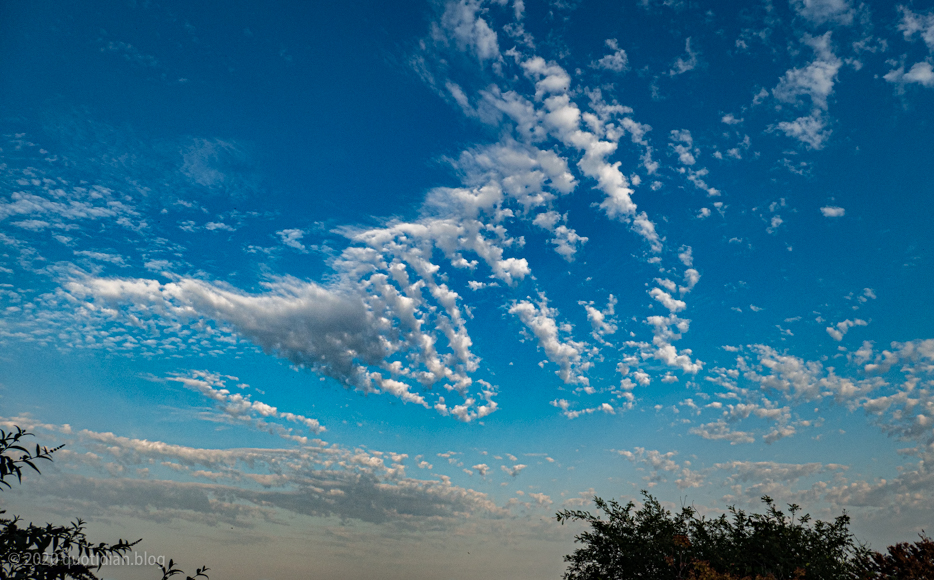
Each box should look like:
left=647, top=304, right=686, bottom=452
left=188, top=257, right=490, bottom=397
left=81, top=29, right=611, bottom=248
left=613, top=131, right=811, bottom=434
left=669, top=38, right=699, bottom=76
left=277, top=228, right=307, bottom=251
left=592, top=39, right=629, bottom=72
left=669, top=129, right=696, bottom=166
left=884, top=62, right=934, bottom=89
left=820, top=206, right=845, bottom=217
left=826, top=318, right=867, bottom=341
left=790, top=0, right=855, bottom=26
left=501, top=464, right=527, bottom=477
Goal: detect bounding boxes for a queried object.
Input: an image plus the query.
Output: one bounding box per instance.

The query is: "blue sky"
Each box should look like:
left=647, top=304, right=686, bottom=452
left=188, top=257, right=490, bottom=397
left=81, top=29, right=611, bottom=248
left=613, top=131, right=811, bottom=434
left=2, top=0, right=934, bottom=577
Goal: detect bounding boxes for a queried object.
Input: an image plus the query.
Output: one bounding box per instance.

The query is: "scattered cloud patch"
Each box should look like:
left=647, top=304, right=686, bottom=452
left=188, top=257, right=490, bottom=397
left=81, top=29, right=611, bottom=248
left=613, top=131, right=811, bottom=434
left=826, top=318, right=867, bottom=341
left=592, top=39, right=628, bottom=72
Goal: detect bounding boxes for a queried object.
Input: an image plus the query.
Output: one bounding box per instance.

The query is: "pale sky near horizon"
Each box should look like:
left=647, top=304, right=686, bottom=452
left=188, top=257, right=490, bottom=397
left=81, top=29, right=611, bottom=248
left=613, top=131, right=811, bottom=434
left=2, top=0, right=934, bottom=578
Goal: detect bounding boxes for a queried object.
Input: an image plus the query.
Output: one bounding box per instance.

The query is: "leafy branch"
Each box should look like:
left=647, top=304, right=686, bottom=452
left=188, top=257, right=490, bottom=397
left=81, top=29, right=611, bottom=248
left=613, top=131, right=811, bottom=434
left=0, top=427, right=63, bottom=488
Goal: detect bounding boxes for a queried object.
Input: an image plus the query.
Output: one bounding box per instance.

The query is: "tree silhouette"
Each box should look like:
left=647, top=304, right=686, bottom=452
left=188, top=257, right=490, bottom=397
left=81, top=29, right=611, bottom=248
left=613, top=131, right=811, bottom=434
left=0, top=426, right=208, bottom=580
left=860, top=533, right=934, bottom=580
left=556, top=491, right=876, bottom=580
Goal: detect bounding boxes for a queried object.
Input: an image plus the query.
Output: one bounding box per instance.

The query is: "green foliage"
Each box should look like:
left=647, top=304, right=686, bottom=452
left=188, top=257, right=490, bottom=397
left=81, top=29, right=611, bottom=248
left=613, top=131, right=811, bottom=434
left=556, top=491, right=872, bottom=580
left=0, top=426, right=208, bottom=580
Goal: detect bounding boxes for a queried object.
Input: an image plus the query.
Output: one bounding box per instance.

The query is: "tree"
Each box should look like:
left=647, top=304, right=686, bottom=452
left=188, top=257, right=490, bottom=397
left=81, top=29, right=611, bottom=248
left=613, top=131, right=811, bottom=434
left=556, top=491, right=873, bottom=580
left=860, top=533, right=934, bottom=580
left=0, top=426, right=209, bottom=580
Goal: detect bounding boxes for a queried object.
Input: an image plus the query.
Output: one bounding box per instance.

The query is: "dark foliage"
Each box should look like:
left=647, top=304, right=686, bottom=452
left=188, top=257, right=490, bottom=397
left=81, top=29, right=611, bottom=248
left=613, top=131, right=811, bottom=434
left=556, top=491, right=873, bottom=580
left=0, top=426, right=208, bottom=580
left=0, top=515, right=140, bottom=580
left=860, top=534, right=934, bottom=580
left=0, top=426, right=62, bottom=489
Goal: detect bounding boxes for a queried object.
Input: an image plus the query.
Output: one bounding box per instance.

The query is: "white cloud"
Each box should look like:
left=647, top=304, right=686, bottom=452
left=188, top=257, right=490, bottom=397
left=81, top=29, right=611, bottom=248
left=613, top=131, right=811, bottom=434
left=532, top=210, right=561, bottom=230
left=20, top=16, right=691, bottom=427
left=0, top=185, right=139, bottom=229
left=521, top=56, right=572, bottom=100
left=67, top=276, right=384, bottom=384
left=685, top=168, right=721, bottom=197
left=454, top=141, right=577, bottom=211
left=775, top=111, right=831, bottom=149
left=772, top=34, right=840, bottom=110
left=180, top=138, right=255, bottom=194
left=74, top=250, right=127, bottom=266
left=429, top=36, right=663, bottom=257
left=277, top=228, right=307, bottom=251
left=884, top=61, right=934, bottom=89
left=898, top=6, right=934, bottom=52
left=903, top=61, right=934, bottom=86
left=616, top=447, right=705, bottom=489
left=167, top=371, right=325, bottom=437
left=669, top=37, right=699, bottom=76
left=680, top=269, right=700, bottom=295
left=678, top=246, right=693, bottom=267
left=820, top=205, right=845, bottom=217
left=631, top=307, right=703, bottom=375
left=649, top=288, right=686, bottom=313
left=770, top=33, right=841, bottom=148
left=790, top=0, right=855, bottom=26
left=580, top=295, right=618, bottom=342
left=12, top=219, right=52, bottom=230
left=512, top=0, right=525, bottom=20
left=62, top=273, right=502, bottom=420
left=510, top=295, right=592, bottom=385
left=550, top=225, right=588, bottom=260
left=716, top=460, right=847, bottom=502
left=689, top=420, right=755, bottom=444
left=500, top=464, right=527, bottom=477
left=505, top=60, right=662, bottom=251
left=725, top=345, right=888, bottom=427
left=550, top=399, right=617, bottom=419
left=0, top=417, right=505, bottom=528
left=653, top=342, right=703, bottom=374
left=767, top=215, right=783, bottom=234
left=592, top=38, right=629, bottom=72
left=861, top=341, right=934, bottom=443
left=826, top=318, right=867, bottom=341
left=436, top=0, right=503, bottom=65
left=204, top=221, right=235, bottom=232
left=528, top=492, right=553, bottom=507
left=669, top=129, right=696, bottom=165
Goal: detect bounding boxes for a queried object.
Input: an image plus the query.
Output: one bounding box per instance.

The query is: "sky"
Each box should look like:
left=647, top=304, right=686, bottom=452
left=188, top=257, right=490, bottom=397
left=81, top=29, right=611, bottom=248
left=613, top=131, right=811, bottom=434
left=1, top=0, right=934, bottom=578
